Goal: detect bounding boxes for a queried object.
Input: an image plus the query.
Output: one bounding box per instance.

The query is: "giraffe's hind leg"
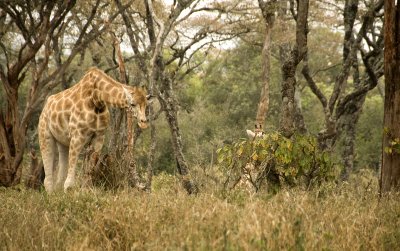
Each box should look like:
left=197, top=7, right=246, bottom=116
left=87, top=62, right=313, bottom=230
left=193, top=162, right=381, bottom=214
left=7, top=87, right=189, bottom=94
left=56, top=143, right=69, bottom=190
left=39, top=128, right=57, bottom=193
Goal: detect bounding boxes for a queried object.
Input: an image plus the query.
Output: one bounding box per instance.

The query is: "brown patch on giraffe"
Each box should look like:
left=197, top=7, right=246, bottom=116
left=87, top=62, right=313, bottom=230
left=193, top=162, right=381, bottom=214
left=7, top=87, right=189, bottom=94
left=110, top=88, right=119, bottom=98
left=82, top=89, right=91, bottom=98
left=96, top=115, right=109, bottom=130
left=86, top=100, right=95, bottom=110
left=80, top=127, right=90, bottom=136
left=75, top=100, right=84, bottom=110
left=76, top=121, right=86, bottom=130
left=63, top=99, right=73, bottom=111
left=104, top=83, right=113, bottom=92
left=51, top=113, right=57, bottom=122
left=102, top=93, right=111, bottom=103
left=97, top=80, right=106, bottom=88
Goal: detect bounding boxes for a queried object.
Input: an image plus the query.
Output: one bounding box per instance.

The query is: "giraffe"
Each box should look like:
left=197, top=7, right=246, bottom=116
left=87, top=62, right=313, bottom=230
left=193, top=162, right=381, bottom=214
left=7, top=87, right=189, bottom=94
left=38, top=67, right=154, bottom=192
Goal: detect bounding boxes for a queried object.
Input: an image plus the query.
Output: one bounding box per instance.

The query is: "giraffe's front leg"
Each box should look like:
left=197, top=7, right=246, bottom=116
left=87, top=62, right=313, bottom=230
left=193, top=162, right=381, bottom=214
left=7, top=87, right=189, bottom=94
left=40, top=134, right=57, bottom=193
left=64, top=134, right=86, bottom=191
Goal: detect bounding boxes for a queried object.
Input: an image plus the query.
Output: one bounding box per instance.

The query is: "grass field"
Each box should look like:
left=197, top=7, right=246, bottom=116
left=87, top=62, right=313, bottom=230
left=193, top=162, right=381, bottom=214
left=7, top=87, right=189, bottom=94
left=1, top=170, right=399, bottom=251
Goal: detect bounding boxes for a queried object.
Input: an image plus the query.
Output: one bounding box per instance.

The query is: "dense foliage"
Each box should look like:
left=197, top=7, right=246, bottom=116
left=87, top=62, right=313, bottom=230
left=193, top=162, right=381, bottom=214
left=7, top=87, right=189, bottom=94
left=217, top=132, right=339, bottom=193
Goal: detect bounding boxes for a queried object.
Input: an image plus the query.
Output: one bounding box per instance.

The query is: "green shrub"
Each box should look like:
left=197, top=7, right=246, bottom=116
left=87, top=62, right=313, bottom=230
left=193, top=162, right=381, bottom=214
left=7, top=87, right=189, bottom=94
left=217, top=132, right=340, bottom=193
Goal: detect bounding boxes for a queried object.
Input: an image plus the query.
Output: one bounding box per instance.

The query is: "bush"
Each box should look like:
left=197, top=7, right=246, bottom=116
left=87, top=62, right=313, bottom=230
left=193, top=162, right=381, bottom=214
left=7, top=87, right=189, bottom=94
left=217, top=132, right=340, bottom=193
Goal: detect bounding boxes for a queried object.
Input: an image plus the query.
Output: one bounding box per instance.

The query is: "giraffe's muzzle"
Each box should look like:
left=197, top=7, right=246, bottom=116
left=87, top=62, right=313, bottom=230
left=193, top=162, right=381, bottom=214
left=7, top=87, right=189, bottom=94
left=138, top=120, right=148, bottom=129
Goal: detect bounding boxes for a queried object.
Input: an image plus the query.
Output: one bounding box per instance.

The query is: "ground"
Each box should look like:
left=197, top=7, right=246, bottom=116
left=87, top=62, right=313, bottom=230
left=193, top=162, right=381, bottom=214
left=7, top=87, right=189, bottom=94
left=0, top=170, right=399, bottom=250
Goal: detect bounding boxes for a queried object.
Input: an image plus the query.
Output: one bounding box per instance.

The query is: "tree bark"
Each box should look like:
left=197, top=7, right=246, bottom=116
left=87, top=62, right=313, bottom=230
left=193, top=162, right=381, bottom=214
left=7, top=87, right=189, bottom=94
left=380, top=0, right=400, bottom=193
left=25, top=148, right=44, bottom=190
left=279, top=51, right=297, bottom=138
left=339, top=94, right=366, bottom=179
left=253, top=0, right=276, bottom=134
left=294, top=87, right=307, bottom=134
left=158, top=76, right=198, bottom=194
left=145, top=106, right=156, bottom=192
left=279, top=0, right=309, bottom=138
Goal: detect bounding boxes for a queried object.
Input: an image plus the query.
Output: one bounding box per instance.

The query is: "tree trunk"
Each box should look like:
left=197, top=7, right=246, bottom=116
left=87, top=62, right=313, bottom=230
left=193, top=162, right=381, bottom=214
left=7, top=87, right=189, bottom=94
left=279, top=52, right=297, bottom=138
left=0, top=85, right=26, bottom=187
left=253, top=0, right=276, bottom=134
left=380, top=0, right=400, bottom=193
left=158, top=78, right=198, bottom=194
left=25, top=148, right=44, bottom=190
left=278, top=0, right=309, bottom=138
left=338, top=94, right=366, bottom=179
left=294, top=88, right=307, bottom=134
left=145, top=106, right=157, bottom=192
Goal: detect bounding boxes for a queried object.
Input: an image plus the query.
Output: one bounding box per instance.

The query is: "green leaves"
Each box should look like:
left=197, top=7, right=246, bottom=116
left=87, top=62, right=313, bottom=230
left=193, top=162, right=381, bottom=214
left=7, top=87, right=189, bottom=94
left=383, top=128, right=400, bottom=155
left=217, top=132, right=339, bottom=192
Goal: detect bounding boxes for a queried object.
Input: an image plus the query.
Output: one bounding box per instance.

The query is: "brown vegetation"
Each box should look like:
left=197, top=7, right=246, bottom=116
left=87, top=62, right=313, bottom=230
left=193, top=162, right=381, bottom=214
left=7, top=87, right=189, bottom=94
left=1, top=170, right=399, bottom=250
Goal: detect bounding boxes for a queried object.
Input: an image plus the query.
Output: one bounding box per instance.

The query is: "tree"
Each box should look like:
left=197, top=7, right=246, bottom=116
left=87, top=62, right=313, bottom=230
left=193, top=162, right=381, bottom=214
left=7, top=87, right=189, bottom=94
left=301, top=0, right=384, bottom=178
left=0, top=0, right=121, bottom=187
left=114, top=0, right=252, bottom=194
left=380, top=0, right=400, bottom=193
left=246, top=0, right=277, bottom=137
left=278, top=0, right=309, bottom=138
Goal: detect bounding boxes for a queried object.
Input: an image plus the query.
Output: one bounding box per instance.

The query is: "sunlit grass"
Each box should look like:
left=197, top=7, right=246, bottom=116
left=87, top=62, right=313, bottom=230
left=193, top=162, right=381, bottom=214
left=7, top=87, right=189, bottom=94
left=0, top=170, right=399, bottom=250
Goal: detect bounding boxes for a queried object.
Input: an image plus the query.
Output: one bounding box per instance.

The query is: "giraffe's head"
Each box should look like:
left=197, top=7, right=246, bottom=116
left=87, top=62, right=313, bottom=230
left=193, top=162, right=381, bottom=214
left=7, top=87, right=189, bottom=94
left=123, top=87, right=155, bottom=129
left=246, top=124, right=265, bottom=139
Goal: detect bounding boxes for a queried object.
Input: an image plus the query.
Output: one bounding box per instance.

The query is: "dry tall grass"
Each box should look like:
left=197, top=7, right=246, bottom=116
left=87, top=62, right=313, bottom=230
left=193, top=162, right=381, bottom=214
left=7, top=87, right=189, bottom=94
left=0, top=169, right=399, bottom=250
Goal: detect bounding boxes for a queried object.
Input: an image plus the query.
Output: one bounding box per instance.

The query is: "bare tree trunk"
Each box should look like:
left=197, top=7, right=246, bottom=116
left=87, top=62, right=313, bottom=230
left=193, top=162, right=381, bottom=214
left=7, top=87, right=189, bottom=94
left=278, top=0, right=309, bottom=138
left=0, top=83, right=28, bottom=186
left=158, top=76, right=198, bottom=194
left=145, top=106, right=156, bottom=192
left=380, top=0, right=400, bottom=193
left=25, top=148, right=44, bottom=190
left=113, top=35, right=142, bottom=188
left=339, top=94, right=366, bottom=179
left=279, top=51, right=297, bottom=138
left=294, top=88, right=307, bottom=134
left=252, top=0, right=276, bottom=134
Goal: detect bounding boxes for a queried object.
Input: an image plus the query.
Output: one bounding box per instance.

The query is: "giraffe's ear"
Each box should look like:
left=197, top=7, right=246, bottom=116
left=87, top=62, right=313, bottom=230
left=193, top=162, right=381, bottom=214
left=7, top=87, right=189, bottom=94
left=146, top=94, right=156, bottom=103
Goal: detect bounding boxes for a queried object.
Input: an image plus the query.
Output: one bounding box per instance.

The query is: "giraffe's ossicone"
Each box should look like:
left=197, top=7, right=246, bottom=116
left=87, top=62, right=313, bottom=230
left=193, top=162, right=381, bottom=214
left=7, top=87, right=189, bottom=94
left=38, top=68, right=154, bottom=192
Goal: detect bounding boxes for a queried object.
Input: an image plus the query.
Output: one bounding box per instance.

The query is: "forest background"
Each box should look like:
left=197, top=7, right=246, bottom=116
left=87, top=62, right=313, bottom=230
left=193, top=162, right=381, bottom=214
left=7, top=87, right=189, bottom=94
left=0, top=0, right=385, bottom=184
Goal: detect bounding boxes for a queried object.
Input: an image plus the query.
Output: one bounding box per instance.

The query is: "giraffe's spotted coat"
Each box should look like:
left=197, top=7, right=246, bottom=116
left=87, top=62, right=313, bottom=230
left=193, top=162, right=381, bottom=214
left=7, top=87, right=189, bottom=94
left=39, top=68, right=153, bottom=192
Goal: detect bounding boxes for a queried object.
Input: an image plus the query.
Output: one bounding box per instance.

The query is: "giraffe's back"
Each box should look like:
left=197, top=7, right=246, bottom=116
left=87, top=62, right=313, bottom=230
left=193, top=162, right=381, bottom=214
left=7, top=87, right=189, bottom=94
left=39, top=80, right=110, bottom=147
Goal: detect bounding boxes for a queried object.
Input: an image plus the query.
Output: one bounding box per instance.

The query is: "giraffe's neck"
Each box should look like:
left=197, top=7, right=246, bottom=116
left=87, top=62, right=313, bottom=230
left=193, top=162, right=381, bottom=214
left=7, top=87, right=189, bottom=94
left=88, top=69, right=131, bottom=108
